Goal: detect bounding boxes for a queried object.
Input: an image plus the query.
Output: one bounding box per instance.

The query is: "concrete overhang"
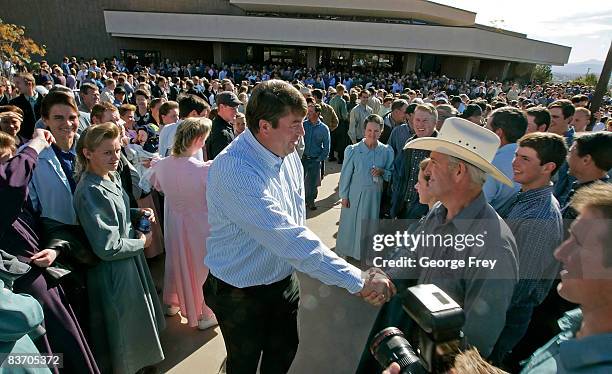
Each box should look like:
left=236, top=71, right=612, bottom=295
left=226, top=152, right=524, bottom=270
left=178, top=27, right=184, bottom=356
left=229, top=0, right=476, bottom=27
left=104, top=11, right=571, bottom=66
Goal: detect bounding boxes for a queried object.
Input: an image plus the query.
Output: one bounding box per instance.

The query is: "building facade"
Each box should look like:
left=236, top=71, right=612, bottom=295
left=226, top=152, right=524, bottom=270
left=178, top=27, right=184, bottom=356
left=2, top=0, right=571, bottom=80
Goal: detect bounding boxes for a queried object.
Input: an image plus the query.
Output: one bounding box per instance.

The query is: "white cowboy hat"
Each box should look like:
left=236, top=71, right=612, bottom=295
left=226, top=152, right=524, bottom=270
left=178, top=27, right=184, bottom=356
left=404, top=117, right=513, bottom=186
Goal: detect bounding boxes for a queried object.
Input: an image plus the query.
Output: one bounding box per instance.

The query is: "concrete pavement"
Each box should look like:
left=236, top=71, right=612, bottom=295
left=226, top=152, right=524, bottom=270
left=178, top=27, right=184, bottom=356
left=154, top=160, right=383, bottom=374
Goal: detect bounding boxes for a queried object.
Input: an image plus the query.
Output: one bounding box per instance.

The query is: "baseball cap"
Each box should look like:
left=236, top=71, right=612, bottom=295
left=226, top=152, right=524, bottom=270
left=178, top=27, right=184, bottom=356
left=216, top=91, right=241, bottom=107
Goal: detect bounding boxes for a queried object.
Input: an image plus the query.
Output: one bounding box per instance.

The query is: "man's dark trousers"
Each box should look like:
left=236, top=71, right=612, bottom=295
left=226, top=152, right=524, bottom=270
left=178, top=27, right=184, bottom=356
left=302, top=157, right=321, bottom=207
left=336, top=119, right=350, bottom=162
left=204, top=273, right=300, bottom=374
left=329, top=127, right=338, bottom=160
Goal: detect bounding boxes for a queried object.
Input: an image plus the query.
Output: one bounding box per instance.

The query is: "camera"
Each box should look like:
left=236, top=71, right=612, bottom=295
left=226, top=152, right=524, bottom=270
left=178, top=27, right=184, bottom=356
left=370, top=284, right=465, bottom=373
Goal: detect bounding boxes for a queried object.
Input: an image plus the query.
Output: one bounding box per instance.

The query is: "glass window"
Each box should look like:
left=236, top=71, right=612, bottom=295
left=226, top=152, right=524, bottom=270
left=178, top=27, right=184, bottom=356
left=378, top=54, right=394, bottom=68
left=264, top=47, right=301, bottom=64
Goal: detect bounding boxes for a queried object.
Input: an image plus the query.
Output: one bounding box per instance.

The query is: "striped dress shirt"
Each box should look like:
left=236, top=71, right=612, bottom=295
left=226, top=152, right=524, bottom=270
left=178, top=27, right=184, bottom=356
left=205, top=129, right=364, bottom=293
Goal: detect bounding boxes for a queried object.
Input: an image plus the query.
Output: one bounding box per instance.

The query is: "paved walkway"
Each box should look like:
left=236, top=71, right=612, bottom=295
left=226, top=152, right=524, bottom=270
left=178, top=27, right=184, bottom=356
left=154, top=160, right=381, bottom=374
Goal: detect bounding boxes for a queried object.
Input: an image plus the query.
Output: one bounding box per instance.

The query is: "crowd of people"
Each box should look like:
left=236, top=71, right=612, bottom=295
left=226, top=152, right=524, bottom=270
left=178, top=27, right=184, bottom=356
left=0, top=54, right=611, bottom=374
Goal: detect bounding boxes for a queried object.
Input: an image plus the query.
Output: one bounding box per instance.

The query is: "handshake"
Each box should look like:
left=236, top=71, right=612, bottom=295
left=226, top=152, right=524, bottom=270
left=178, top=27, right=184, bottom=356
left=357, top=268, right=397, bottom=306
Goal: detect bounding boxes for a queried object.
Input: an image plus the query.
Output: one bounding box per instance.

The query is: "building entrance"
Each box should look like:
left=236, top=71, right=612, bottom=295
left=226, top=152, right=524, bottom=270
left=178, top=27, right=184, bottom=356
left=120, top=49, right=161, bottom=72
left=318, top=48, right=398, bottom=71
left=263, top=47, right=307, bottom=65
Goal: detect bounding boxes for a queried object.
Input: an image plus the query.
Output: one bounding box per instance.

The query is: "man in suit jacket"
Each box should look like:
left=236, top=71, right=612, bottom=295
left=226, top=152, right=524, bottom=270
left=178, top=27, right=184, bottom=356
left=9, top=72, right=42, bottom=140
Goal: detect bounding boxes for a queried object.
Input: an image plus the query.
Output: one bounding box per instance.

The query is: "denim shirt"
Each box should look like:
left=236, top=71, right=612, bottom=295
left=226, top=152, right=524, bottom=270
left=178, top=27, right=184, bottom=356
left=521, top=309, right=612, bottom=374
left=303, top=119, right=330, bottom=162
left=28, top=143, right=78, bottom=225
left=388, top=193, right=518, bottom=358
left=483, top=143, right=520, bottom=212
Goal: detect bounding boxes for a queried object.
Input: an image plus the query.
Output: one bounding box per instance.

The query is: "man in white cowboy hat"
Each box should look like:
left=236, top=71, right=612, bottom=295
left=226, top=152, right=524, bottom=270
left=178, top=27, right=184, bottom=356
left=384, top=117, right=518, bottom=359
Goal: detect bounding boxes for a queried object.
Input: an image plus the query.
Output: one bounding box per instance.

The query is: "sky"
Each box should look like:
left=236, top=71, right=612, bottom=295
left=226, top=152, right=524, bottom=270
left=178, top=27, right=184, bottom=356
left=432, top=0, right=612, bottom=63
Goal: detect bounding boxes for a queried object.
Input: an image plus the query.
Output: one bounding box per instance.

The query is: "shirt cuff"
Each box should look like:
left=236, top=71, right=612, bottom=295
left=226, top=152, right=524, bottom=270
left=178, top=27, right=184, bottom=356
left=345, top=264, right=365, bottom=294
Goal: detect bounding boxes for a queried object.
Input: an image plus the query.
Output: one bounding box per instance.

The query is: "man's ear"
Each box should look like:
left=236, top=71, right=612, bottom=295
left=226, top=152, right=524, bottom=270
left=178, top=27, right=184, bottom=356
left=259, top=119, right=271, bottom=135
left=259, top=119, right=272, bottom=131
left=453, top=161, right=467, bottom=181
left=542, top=161, right=557, bottom=175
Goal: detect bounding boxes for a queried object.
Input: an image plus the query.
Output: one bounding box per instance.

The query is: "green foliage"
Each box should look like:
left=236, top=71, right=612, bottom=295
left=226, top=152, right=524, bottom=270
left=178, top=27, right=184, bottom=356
left=532, top=64, right=553, bottom=83
left=0, top=18, right=46, bottom=69
left=570, top=73, right=598, bottom=86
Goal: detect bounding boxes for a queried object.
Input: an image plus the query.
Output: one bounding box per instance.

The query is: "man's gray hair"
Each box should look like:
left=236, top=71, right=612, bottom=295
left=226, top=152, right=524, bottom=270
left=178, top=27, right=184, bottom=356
left=447, top=155, right=487, bottom=187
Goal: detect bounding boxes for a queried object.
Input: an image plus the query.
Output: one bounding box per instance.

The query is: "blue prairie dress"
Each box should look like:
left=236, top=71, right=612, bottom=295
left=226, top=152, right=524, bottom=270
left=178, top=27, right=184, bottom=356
left=336, top=140, right=393, bottom=260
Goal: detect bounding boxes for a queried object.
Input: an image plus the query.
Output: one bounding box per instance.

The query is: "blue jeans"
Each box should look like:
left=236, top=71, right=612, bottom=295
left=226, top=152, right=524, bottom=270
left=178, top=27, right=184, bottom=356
left=302, top=158, right=320, bottom=206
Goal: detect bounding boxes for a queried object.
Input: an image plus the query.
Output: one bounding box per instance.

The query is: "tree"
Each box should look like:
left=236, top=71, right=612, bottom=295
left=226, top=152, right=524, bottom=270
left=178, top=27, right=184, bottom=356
left=532, top=64, right=553, bottom=83
left=570, top=73, right=598, bottom=86
left=0, top=18, right=46, bottom=71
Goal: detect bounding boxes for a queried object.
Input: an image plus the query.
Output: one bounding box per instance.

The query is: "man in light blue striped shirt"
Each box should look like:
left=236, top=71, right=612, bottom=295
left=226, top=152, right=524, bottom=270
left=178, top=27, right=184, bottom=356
left=204, top=80, right=395, bottom=374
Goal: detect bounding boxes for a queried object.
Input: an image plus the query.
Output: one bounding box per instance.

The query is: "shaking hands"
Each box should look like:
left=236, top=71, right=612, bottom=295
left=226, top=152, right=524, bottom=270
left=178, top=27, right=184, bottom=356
left=358, top=267, right=397, bottom=306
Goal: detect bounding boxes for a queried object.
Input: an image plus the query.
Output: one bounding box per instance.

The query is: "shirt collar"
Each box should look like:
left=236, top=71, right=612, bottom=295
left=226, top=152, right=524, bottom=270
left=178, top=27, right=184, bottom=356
left=387, top=114, right=404, bottom=127
left=41, top=138, right=77, bottom=159
left=517, top=184, right=554, bottom=202
left=497, top=142, right=517, bottom=156
left=356, top=139, right=385, bottom=153
left=51, top=143, right=76, bottom=159
left=572, top=175, right=610, bottom=190
left=558, top=309, right=612, bottom=370
left=214, top=115, right=232, bottom=129
left=305, top=119, right=322, bottom=126
left=243, top=128, right=283, bottom=170
left=409, top=129, right=438, bottom=141
left=82, top=171, right=122, bottom=196
left=452, top=192, right=488, bottom=231
left=430, top=192, right=487, bottom=232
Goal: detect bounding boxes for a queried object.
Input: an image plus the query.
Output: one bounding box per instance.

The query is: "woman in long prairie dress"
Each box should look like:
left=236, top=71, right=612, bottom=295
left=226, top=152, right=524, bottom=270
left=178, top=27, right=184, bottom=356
left=0, top=129, right=100, bottom=374
left=147, top=117, right=218, bottom=330
left=336, top=114, right=394, bottom=261
left=74, top=123, right=165, bottom=374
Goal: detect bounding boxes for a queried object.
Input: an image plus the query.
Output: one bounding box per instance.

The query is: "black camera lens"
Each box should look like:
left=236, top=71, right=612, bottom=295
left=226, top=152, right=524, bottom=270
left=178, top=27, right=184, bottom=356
left=370, top=327, right=426, bottom=374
